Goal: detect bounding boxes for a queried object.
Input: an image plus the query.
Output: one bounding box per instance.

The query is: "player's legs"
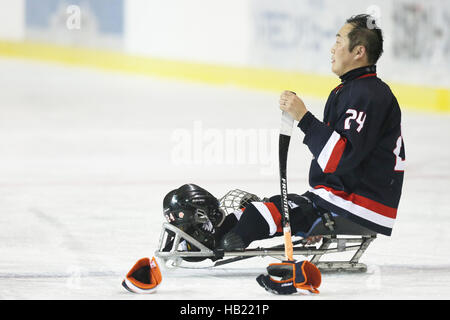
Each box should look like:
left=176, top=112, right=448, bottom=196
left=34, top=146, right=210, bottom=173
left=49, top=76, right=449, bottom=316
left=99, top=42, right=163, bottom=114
left=219, top=193, right=321, bottom=250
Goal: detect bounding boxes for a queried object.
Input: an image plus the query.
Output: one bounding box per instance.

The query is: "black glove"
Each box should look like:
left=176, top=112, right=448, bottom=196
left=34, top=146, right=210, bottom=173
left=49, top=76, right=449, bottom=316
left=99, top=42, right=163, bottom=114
left=256, top=260, right=321, bottom=295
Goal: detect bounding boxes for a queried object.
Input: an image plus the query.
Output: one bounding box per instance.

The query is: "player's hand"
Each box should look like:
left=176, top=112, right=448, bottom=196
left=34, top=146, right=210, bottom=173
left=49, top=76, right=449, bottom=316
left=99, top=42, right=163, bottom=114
left=279, top=90, right=308, bottom=121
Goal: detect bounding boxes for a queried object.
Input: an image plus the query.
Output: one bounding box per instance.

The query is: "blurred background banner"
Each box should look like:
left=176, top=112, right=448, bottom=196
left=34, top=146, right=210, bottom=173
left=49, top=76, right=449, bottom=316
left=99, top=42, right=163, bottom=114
left=0, top=0, right=448, bottom=111
left=250, top=0, right=449, bottom=86
left=24, top=0, right=124, bottom=50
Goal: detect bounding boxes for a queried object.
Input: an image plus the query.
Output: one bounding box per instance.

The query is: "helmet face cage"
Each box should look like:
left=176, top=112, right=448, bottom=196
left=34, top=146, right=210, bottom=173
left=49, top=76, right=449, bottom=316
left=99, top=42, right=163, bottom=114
left=218, top=189, right=261, bottom=215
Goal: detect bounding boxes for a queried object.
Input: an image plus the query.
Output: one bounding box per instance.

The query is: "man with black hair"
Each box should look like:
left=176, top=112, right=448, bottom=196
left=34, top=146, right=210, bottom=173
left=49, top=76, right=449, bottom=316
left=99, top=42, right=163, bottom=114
left=330, top=14, right=384, bottom=76
left=275, top=13, right=405, bottom=237
left=165, top=15, right=406, bottom=254
left=215, top=14, right=405, bottom=251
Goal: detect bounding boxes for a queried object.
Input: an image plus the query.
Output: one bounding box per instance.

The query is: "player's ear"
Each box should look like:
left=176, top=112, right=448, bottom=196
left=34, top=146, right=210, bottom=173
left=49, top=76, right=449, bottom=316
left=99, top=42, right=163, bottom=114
left=353, top=45, right=367, bottom=61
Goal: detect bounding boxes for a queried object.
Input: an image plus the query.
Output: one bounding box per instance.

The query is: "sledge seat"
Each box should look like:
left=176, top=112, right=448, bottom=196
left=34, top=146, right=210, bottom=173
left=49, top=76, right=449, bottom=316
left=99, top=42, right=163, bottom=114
left=304, top=214, right=377, bottom=237
left=292, top=214, right=377, bottom=273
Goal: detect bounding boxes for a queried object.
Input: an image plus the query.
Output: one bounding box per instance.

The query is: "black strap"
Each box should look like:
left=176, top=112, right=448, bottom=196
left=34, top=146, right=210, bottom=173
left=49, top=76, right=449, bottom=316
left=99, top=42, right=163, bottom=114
left=315, top=205, right=335, bottom=232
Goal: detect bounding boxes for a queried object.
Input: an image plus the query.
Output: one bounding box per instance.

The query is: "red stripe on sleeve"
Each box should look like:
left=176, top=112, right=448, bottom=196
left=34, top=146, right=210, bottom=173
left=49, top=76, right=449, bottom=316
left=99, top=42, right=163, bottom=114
left=323, top=137, right=347, bottom=173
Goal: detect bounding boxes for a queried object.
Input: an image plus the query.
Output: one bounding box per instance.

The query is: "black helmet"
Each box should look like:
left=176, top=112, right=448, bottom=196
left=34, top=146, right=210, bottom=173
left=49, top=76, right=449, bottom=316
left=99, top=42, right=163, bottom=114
left=163, top=183, right=224, bottom=229
left=162, top=184, right=224, bottom=253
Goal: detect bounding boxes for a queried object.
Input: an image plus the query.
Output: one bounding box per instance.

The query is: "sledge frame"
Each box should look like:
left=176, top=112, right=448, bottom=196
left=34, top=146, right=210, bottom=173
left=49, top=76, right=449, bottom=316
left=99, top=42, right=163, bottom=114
left=154, top=218, right=377, bottom=273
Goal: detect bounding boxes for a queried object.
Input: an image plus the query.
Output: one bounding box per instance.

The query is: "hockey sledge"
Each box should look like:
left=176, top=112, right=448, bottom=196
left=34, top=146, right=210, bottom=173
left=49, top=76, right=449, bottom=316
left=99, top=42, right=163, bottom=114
left=154, top=189, right=377, bottom=273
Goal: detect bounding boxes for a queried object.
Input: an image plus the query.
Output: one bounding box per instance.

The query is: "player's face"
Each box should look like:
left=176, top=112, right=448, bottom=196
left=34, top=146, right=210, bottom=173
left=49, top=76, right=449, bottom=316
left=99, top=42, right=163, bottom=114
left=331, top=23, right=355, bottom=76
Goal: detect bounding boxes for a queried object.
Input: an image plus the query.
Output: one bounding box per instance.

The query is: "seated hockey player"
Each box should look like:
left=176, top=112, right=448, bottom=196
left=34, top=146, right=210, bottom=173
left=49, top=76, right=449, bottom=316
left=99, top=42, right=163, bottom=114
left=224, top=14, right=405, bottom=249
left=163, top=14, right=405, bottom=255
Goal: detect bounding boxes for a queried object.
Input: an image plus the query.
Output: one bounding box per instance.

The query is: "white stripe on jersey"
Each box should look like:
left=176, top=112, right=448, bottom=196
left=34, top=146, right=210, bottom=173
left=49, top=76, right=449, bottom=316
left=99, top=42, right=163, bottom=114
left=317, top=131, right=341, bottom=171
left=310, top=188, right=395, bottom=229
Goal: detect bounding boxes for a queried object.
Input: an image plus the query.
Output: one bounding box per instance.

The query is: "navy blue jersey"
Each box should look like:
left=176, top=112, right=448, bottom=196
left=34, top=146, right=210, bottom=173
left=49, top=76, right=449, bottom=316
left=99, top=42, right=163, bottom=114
left=298, top=65, right=405, bottom=236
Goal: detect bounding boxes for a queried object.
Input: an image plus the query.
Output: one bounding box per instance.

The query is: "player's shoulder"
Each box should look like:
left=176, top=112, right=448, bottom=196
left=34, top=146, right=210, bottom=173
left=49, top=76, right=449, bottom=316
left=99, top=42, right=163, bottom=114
left=347, top=74, right=395, bottom=106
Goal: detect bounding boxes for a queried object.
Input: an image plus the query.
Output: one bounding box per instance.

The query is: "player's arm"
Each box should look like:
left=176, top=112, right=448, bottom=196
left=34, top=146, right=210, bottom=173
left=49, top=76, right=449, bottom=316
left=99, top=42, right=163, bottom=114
left=297, top=94, right=389, bottom=175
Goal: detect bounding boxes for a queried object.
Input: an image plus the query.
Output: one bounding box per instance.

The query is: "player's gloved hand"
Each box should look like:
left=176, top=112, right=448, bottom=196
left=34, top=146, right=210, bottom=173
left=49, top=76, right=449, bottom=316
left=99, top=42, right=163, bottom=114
left=256, top=260, right=321, bottom=295
left=122, top=256, right=162, bottom=293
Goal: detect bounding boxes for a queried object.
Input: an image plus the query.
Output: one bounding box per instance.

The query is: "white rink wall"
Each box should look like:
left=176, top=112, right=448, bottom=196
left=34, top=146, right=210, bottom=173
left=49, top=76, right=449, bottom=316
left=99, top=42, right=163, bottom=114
left=2, top=0, right=450, bottom=87
left=0, top=0, right=24, bottom=40
left=127, top=0, right=450, bottom=87
left=125, top=0, right=252, bottom=67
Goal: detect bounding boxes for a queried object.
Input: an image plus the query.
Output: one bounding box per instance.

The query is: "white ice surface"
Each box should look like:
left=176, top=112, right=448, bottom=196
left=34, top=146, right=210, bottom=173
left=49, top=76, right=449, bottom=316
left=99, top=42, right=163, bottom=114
left=1, top=57, right=449, bottom=300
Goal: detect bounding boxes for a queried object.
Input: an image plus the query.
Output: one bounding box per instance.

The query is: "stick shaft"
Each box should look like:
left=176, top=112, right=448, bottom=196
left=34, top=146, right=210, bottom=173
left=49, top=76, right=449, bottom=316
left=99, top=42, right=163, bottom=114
left=279, top=111, right=294, bottom=261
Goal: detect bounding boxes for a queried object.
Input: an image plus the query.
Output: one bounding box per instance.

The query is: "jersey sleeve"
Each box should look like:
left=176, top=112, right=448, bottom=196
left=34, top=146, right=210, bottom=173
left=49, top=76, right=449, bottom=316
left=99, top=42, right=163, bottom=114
left=298, top=93, right=389, bottom=175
